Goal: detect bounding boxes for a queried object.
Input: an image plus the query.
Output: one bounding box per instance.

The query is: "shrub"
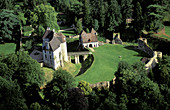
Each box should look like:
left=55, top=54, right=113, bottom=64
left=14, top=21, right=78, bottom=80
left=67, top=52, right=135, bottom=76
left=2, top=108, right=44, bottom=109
left=78, top=80, right=92, bottom=95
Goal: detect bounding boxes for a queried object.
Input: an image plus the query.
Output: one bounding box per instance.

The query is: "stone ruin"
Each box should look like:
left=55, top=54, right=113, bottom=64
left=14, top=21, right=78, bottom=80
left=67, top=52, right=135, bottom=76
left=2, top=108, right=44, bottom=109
left=112, top=33, right=123, bottom=44
left=137, top=38, right=154, bottom=57
left=137, top=38, right=162, bottom=72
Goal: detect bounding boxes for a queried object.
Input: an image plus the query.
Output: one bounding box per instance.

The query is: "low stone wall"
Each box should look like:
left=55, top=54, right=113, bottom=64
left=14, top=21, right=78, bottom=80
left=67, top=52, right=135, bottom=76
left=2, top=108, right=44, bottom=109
left=89, top=77, right=116, bottom=89
left=69, top=35, right=79, bottom=39
left=145, top=51, right=162, bottom=72
left=138, top=38, right=154, bottom=57
left=137, top=38, right=162, bottom=71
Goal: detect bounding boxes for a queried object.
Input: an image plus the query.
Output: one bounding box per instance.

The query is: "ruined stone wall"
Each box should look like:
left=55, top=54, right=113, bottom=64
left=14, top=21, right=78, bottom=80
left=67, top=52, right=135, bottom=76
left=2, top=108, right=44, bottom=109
left=89, top=77, right=116, bottom=89
left=138, top=38, right=154, bottom=57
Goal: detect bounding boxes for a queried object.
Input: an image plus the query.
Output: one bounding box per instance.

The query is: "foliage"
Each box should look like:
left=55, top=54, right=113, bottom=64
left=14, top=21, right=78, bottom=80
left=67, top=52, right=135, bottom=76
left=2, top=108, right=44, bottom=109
left=24, top=40, right=32, bottom=50
left=0, top=52, right=45, bottom=87
left=29, top=4, right=60, bottom=37
left=115, top=61, right=166, bottom=110
left=68, top=88, right=88, bottom=110
left=44, top=69, right=74, bottom=109
left=106, top=0, right=122, bottom=32
left=78, top=80, right=92, bottom=95
left=132, top=2, right=144, bottom=36
left=86, top=28, right=89, bottom=33
left=0, top=76, right=28, bottom=110
left=0, top=0, right=15, bottom=10
left=30, top=102, right=41, bottom=110
left=83, top=0, right=91, bottom=26
left=147, top=4, right=165, bottom=32
left=92, top=19, right=99, bottom=31
left=0, top=9, right=19, bottom=42
left=76, top=19, right=83, bottom=34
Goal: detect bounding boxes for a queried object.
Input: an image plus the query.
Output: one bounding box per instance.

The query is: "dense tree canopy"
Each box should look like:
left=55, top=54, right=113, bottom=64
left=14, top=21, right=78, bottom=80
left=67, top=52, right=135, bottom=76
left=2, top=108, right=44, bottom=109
left=29, top=4, right=60, bottom=37
left=0, top=9, right=19, bottom=42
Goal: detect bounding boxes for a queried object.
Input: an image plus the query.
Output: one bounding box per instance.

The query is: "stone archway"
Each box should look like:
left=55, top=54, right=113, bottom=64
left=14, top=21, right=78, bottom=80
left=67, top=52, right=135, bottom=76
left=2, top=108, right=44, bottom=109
left=89, top=44, right=93, bottom=47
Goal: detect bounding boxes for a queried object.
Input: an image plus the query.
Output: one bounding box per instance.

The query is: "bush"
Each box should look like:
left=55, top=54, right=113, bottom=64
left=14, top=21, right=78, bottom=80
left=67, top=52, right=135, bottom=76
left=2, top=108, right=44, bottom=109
left=24, top=40, right=32, bottom=50
left=78, top=80, right=92, bottom=95
left=23, top=26, right=32, bottom=32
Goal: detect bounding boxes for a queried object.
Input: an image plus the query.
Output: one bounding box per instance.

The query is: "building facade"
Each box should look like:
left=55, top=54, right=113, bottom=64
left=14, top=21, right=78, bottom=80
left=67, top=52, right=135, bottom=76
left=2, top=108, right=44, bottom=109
left=79, top=28, right=99, bottom=48
left=42, top=28, right=68, bottom=70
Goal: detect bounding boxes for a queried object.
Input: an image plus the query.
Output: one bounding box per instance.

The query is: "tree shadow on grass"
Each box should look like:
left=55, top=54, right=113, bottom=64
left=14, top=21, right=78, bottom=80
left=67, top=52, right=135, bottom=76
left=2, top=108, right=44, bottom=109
left=124, top=46, right=151, bottom=58
left=75, top=54, right=94, bottom=77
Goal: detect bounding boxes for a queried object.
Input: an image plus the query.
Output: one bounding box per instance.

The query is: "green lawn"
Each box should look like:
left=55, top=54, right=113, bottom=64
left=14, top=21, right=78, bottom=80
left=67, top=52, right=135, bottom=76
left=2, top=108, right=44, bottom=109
left=0, top=43, right=16, bottom=55
left=75, top=44, right=145, bottom=84
left=62, top=30, right=77, bottom=36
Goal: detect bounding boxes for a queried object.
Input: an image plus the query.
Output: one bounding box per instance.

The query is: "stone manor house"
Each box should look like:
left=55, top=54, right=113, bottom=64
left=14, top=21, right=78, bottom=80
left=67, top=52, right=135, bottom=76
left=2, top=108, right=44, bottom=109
left=42, top=28, right=68, bottom=70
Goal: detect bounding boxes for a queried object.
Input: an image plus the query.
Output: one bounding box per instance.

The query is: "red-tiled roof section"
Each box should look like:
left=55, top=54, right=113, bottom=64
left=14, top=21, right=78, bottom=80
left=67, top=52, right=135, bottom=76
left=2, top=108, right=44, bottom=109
left=81, top=28, right=98, bottom=43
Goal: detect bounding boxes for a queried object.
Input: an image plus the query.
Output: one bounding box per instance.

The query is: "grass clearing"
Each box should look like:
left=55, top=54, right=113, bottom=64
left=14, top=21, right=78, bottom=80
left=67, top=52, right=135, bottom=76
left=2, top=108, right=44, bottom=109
left=62, top=62, right=81, bottom=76
left=0, top=43, right=16, bottom=55
left=42, top=67, right=54, bottom=83
left=75, top=44, right=146, bottom=84
left=62, top=30, right=77, bottom=36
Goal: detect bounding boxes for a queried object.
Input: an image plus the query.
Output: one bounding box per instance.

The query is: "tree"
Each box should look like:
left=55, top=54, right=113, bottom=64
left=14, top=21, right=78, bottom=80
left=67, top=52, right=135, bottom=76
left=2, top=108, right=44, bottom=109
left=0, top=52, right=45, bottom=87
left=93, top=19, right=99, bottom=31
left=83, top=0, right=91, bottom=26
left=119, top=0, right=133, bottom=29
left=0, top=76, right=28, bottom=110
left=68, top=88, right=88, bottom=110
left=146, top=4, right=164, bottom=32
left=115, top=61, right=166, bottom=110
left=76, top=19, right=83, bottom=34
left=0, top=0, right=15, bottom=10
left=29, top=4, right=60, bottom=37
left=132, top=2, right=144, bottom=37
left=107, top=0, right=122, bottom=32
left=44, top=69, right=74, bottom=109
left=0, top=9, right=19, bottom=42
left=30, top=102, right=41, bottom=110
left=16, top=52, right=45, bottom=87
left=99, top=2, right=108, bottom=28
left=78, top=80, right=92, bottom=95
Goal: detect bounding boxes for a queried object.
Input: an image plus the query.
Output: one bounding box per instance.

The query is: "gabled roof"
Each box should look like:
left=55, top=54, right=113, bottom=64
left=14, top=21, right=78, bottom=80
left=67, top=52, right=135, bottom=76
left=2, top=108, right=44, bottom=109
left=42, top=28, right=66, bottom=51
left=91, top=28, right=96, bottom=34
left=80, top=29, right=98, bottom=43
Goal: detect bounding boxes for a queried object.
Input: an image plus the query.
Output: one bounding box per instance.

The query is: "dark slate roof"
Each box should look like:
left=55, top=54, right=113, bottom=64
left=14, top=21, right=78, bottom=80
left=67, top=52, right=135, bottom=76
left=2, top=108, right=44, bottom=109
left=43, top=28, right=66, bottom=51
left=42, top=30, right=53, bottom=40
left=80, top=29, right=98, bottom=43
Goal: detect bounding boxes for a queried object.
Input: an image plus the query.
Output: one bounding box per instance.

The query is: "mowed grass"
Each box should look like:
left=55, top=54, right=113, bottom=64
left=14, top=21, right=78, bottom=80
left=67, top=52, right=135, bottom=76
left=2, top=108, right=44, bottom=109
left=0, top=43, right=16, bottom=55
left=62, top=62, right=81, bottom=76
left=42, top=67, right=54, bottom=83
left=62, top=30, right=77, bottom=36
left=75, top=44, right=144, bottom=84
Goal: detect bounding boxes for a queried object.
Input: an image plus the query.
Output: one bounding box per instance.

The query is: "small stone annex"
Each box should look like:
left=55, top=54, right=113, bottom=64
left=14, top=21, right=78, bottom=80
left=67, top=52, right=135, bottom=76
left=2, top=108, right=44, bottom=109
left=79, top=28, right=99, bottom=48
left=42, top=27, right=68, bottom=70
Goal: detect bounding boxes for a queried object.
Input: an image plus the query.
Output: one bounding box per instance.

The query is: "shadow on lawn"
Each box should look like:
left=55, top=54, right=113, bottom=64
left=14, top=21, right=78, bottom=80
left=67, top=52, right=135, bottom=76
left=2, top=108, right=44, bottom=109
left=75, top=54, right=94, bottom=77
left=124, top=46, right=151, bottom=58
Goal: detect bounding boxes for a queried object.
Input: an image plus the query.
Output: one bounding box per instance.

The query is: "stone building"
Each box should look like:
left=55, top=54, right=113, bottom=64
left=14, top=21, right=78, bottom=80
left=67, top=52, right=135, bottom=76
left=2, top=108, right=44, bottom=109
left=42, top=28, right=68, bottom=70
left=79, top=28, right=99, bottom=48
